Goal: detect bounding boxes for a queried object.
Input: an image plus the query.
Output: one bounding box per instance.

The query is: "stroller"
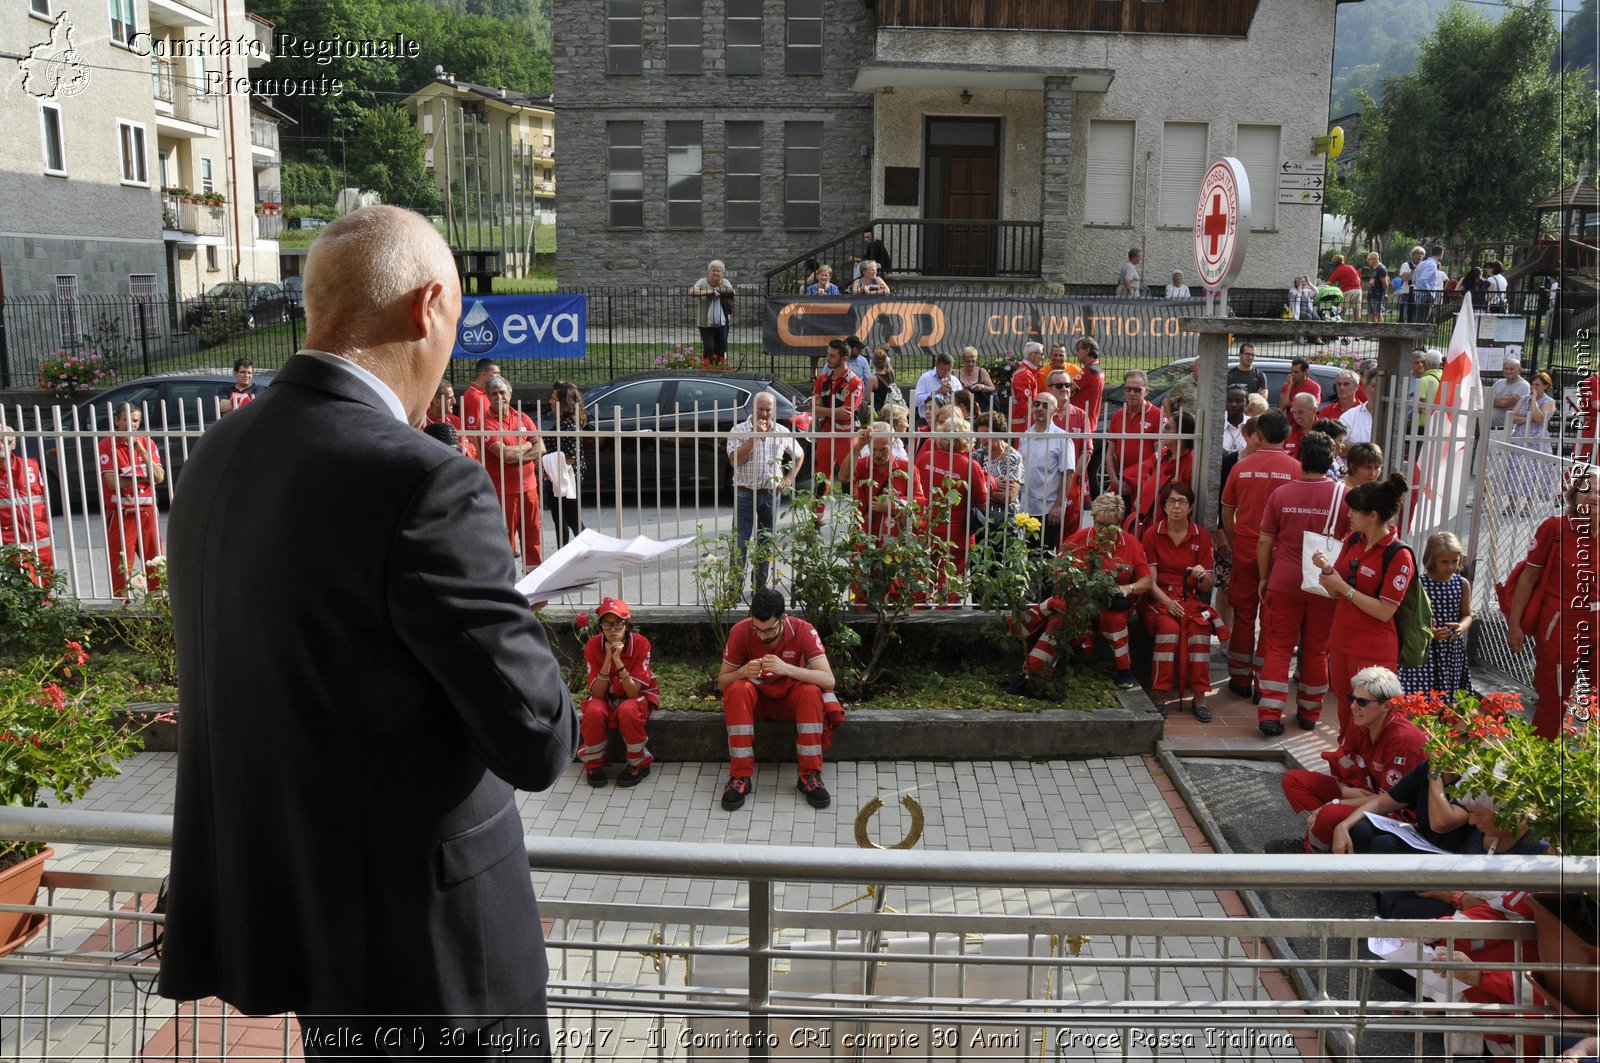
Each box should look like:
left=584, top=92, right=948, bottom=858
left=1314, top=282, right=1346, bottom=322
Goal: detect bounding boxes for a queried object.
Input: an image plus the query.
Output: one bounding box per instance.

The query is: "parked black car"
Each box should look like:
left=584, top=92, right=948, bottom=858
left=27, top=370, right=272, bottom=514
left=183, top=281, right=299, bottom=331
left=537, top=372, right=813, bottom=499
left=282, top=275, right=303, bottom=310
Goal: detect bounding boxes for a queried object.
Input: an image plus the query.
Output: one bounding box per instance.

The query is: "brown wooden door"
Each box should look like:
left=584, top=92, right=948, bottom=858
left=925, top=118, right=999, bottom=277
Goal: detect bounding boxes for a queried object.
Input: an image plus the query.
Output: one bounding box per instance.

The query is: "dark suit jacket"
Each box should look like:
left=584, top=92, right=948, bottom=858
left=158, top=353, right=577, bottom=1019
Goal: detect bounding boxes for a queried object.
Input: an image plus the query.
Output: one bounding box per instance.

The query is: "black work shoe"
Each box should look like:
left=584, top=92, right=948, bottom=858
left=1251, top=687, right=1262, bottom=705
left=1227, top=680, right=1254, bottom=699
left=1295, top=712, right=1318, bottom=731
left=721, top=776, right=752, bottom=811
left=1002, top=673, right=1030, bottom=696
left=1191, top=699, right=1212, bottom=723
left=1258, top=719, right=1286, bottom=737
left=586, top=768, right=608, bottom=787
left=617, top=763, right=651, bottom=788
left=1264, top=837, right=1307, bottom=854
left=1113, top=670, right=1138, bottom=690
left=797, top=770, right=831, bottom=809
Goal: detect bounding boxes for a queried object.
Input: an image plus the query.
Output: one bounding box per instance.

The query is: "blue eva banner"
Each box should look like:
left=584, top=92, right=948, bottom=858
left=452, top=294, right=587, bottom=360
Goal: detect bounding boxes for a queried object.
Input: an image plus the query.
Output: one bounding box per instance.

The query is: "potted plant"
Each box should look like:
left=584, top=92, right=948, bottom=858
left=35, top=348, right=116, bottom=399
left=1393, top=689, right=1600, bottom=1015
left=0, top=640, right=165, bottom=955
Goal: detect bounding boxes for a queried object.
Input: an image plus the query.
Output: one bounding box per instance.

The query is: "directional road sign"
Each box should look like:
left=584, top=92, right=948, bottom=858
left=1278, top=188, right=1324, bottom=205
left=1279, top=159, right=1320, bottom=175
left=1281, top=174, right=1324, bottom=190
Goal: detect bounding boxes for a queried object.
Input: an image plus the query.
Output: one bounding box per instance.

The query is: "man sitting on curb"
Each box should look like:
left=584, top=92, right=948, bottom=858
left=718, top=588, right=841, bottom=812
left=1271, top=666, right=1425, bottom=853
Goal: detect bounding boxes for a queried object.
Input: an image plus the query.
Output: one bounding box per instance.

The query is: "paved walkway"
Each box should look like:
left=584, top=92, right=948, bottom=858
left=5, top=749, right=1323, bottom=1061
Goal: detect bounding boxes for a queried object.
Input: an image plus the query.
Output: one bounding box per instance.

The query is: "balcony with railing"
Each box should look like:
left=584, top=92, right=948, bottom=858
left=162, top=193, right=225, bottom=238
left=152, top=58, right=175, bottom=106
left=250, top=117, right=278, bottom=154
left=766, top=217, right=1043, bottom=292
left=256, top=188, right=284, bottom=240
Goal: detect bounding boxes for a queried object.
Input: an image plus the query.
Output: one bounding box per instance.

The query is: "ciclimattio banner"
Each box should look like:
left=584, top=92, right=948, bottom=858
left=762, top=294, right=1206, bottom=361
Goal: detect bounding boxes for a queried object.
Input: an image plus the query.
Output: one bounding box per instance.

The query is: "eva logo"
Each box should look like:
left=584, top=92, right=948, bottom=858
left=457, top=301, right=500, bottom=354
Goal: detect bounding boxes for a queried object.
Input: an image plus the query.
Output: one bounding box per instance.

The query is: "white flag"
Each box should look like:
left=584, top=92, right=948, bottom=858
left=1412, top=299, right=1481, bottom=532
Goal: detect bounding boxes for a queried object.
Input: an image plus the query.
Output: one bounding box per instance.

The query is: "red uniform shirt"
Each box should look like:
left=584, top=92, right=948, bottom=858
left=723, top=614, right=826, bottom=698
left=1139, top=519, right=1214, bottom=599
left=1331, top=528, right=1415, bottom=661
left=482, top=409, right=541, bottom=493
left=1323, top=714, right=1426, bottom=793
left=852, top=454, right=925, bottom=538
left=1052, top=402, right=1095, bottom=458
left=1283, top=423, right=1309, bottom=461
left=1318, top=400, right=1357, bottom=420
left=584, top=631, right=660, bottom=708
left=1525, top=514, right=1600, bottom=616
left=913, top=444, right=990, bottom=537
left=97, top=435, right=161, bottom=508
left=1063, top=525, right=1150, bottom=586
left=1108, top=402, right=1164, bottom=483
left=1259, top=478, right=1352, bottom=593
left=1071, top=361, right=1104, bottom=430
left=811, top=369, right=864, bottom=424
left=1009, top=364, right=1040, bottom=439
left=1132, top=444, right=1194, bottom=516
left=1221, top=449, right=1300, bottom=546
left=1280, top=377, right=1323, bottom=407
left=460, top=383, right=489, bottom=433
left=0, top=454, right=50, bottom=549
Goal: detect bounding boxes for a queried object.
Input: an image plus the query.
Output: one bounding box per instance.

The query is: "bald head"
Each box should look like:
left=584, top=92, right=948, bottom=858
left=304, top=206, right=460, bottom=343
left=301, top=206, right=463, bottom=422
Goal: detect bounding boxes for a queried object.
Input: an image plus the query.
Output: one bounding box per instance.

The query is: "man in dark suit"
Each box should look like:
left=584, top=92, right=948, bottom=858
left=158, top=205, right=578, bottom=1059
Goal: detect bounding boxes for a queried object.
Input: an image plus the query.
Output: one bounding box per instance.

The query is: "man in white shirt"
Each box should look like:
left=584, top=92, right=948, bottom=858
left=1339, top=365, right=1379, bottom=445
left=1397, top=246, right=1426, bottom=323
left=1409, top=245, right=1445, bottom=321
left=1222, top=386, right=1248, bottom=454
left=727, top=392, right=804, bottom=591
left=1490, top=356, right=1530, bottom=432
left=1017, top=390, right=1076, bottom=551
left=912, top=351, right=964, bottom=429
left=1115, top=248, right=1143, bottom=298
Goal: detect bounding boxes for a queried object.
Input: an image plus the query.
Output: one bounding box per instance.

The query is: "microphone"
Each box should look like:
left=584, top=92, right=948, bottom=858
left=422, top=421, right=458, bottom=449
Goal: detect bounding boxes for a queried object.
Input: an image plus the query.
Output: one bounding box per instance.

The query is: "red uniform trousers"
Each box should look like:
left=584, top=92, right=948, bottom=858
left=1077, top=608, right=1133, bottom=672
left=1140, top=597, right=1229, bottom=694
left=723, top=679, right=826, bottom=779
left=578, top=696, right=653, bottom=771
left=1256, top=589, right=1336, bottom=725
left=1280, top=769, right=1360, bottom=851
left=1225, top=552, right=1264, bottom=685
left=105, top=504, right=161, bottom=598
left=495, top=487, right=543, bottom=566
left=1533, top=611, right=1592, bottom=739
left=1326, top=647, right=1396, bottom=739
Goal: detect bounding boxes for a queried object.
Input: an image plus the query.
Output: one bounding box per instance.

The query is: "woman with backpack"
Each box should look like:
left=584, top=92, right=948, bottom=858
left=1506, top=467, right=1600, bottom=739
left=1309, top=473, right=1416, bottom=740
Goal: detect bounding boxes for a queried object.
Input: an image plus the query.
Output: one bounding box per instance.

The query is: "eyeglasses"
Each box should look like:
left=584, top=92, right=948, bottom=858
left=1049, top=383, right=1070, bottom=390
left=751, top=621, right=782, bottom=639
left=599, top=617, right=626, bottom=628
left=1350, top=696, right=1388, bottom=708
left=1032, top=402, right=1052, bottom=409
left=1125, top=386, right=1146, bottom=393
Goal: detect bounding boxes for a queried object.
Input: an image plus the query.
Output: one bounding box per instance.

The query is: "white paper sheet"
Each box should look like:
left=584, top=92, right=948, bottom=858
left=514, top=529, right=694, bottom=601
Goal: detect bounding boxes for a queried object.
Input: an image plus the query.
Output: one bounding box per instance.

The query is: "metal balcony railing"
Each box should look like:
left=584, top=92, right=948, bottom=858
left=249, top=117, right=277, bottom=152
left=0, top=806, right=1590, bottom=1063
left=161, top=195, right=224, bottom=237
left=767, top=219, right=1044, bottom=293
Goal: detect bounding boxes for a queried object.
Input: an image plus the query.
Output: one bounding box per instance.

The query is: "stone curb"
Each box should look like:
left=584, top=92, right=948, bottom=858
left=120, top=684, right=1165, bottom=760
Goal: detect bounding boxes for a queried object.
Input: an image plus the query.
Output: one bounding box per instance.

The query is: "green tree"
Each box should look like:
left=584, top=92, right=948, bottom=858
left=348, top=105, right=442, bottom=212
left=1347, top=0, right=1588, bottom=251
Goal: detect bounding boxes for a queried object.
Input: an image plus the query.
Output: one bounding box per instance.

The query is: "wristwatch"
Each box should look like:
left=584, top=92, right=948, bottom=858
left=1343, top=588, right=1355, bottom=601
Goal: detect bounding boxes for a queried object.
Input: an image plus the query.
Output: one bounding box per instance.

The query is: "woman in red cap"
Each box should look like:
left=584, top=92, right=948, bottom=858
left=579, top=597, right=659, bottom=787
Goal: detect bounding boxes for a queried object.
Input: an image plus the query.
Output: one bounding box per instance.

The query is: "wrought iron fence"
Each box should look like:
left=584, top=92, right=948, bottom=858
left=0, top=287, right=1550, bottom=396
left=0, top=806, right=1589, bottom=1063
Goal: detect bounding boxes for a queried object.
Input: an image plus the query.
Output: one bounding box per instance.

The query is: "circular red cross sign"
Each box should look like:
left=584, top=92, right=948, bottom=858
left=1193, top=157, right=1252, bottom=288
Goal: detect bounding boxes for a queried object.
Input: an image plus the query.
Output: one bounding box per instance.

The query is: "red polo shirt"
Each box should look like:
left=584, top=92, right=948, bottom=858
left=723, top=615, right=826, bottom=699
left=1331, top=528, right=1415, bottom=662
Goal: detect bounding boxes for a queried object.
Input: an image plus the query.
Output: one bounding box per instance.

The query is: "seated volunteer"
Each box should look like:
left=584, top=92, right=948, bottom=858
left=1329, top=760, right=1473, bottom=858
left=578, top=597, right=659, bottom=788
left=1275, top=666, right=1424, bottom=853
left=718, top=588, right=843, bottom=812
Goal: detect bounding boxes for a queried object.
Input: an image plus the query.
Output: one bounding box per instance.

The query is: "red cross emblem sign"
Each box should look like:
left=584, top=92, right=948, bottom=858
left=1193, top=157, right=1252, bottom=289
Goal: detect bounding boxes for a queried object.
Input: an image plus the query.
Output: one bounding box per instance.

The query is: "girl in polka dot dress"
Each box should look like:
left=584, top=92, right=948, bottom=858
left=1398, top=532, right=1472, bottom=696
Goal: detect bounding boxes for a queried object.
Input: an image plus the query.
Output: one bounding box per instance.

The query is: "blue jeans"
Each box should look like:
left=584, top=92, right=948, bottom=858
left=734, top=487, right=778, bottom=590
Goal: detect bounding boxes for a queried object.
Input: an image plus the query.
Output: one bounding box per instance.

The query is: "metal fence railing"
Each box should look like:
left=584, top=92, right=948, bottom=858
left=2, top=398, right=1201, bottom=606
left=1, top=286, right=1556, bottom=395
left=0, top=806, right=1590, bottom=1063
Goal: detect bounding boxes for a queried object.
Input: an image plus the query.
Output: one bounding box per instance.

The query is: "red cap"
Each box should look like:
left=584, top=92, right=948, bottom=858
left=596, top=597, right=631, bottom=621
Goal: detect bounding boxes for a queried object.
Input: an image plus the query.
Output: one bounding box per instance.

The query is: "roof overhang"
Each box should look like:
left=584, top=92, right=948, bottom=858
left=851, top=62, right=1113, bottom=93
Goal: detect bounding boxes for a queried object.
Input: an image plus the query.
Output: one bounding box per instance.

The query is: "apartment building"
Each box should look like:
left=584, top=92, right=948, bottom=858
left=402, top=77, right=557, bottom=219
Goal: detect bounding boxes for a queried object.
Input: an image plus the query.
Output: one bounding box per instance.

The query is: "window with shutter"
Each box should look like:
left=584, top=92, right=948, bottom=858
left=1084, top=120, right=1134, bottom=227
left=1158, top=122, right=1207, bottom=228
left=1234, top=125, right=1280, bottom=230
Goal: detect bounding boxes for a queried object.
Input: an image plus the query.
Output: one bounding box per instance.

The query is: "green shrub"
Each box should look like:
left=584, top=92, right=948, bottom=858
left=0, top=547, right=85, bottom=662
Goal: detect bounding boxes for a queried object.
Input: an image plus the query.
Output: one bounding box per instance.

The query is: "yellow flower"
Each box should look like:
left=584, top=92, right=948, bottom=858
left=1013, top=513, right=1042, bottom=534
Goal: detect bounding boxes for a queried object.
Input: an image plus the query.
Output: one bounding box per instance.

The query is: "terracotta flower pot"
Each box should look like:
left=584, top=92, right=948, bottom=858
left=0, top=847, right=53, bottom=959
left=1529, top=892, right=1600, bottom=1018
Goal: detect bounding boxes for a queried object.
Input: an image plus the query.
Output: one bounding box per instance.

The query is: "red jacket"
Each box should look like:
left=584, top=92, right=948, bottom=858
left=852, top=454, right=925, bottom=539
left=913, top=444, right=990, bottom=542
left=0, top=454, right=51, bottom=551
